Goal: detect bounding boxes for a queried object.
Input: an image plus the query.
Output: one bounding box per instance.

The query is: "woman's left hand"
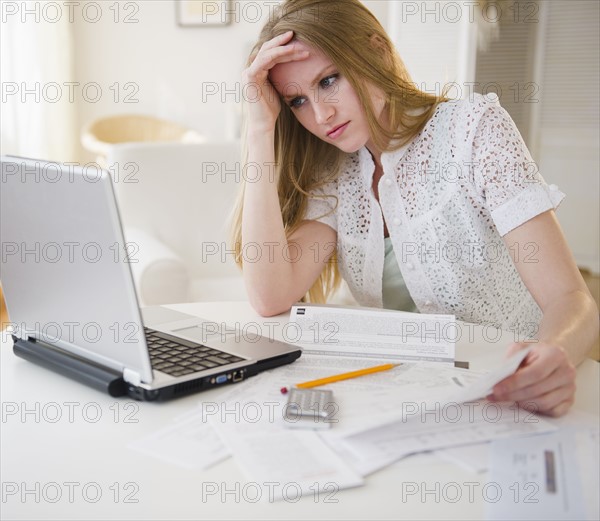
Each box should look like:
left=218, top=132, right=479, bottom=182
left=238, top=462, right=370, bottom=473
left=488, top=342, right=577, bottom=417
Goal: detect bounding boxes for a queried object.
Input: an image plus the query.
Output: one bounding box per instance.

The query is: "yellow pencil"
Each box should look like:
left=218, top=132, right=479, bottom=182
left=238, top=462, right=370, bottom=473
left=282, top=363, right=399, bottom=393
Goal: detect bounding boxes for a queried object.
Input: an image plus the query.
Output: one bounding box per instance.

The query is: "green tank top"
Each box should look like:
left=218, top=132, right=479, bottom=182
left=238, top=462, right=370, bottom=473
left=382, top=237, right=418, bottom=312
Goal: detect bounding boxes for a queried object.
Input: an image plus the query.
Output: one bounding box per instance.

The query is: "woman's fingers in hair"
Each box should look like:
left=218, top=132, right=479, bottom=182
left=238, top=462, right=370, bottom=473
left=254, top=31, right=296, bottom=62
left=248, top=45, right=309, bottom=80
left=260, top=30, right=295, bottom=51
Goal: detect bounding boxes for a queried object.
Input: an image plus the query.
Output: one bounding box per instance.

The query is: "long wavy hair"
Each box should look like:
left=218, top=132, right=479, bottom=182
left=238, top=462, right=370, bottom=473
left=230, top=0, right=452, bottom=303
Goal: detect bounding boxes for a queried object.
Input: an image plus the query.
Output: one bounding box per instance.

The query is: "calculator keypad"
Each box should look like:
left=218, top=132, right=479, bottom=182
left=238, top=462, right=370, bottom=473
left=286, top=388, right=334, bottom=419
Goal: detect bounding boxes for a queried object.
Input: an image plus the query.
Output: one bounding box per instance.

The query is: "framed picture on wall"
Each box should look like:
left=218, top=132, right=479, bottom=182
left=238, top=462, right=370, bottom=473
left=176, top=0, right=232, bottom=27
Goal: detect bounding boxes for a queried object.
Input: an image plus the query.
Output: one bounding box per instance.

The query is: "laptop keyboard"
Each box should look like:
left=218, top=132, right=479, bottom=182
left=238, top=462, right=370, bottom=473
left=144, top=327, right=245, bottom=377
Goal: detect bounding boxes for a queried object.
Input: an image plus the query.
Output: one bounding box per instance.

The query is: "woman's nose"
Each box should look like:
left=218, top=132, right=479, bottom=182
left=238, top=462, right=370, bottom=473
left=313, top=99, right=335, bottom=125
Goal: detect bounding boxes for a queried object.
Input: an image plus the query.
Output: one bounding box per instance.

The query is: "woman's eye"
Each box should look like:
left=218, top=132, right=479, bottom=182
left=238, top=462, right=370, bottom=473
left=320, top=74, right=338, bottom=89
left=288, top=74, right=338, bottom=109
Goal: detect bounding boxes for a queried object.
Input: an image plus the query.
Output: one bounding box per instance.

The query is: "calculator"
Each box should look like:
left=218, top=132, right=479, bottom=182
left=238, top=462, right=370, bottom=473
left=283, top=387, right=336, bottom=429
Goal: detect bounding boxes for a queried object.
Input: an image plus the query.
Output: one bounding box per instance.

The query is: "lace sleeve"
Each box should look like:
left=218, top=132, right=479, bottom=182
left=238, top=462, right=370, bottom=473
left=302, top=181, right=338, bottom=231
left=471, top=100, right=565, bottom=236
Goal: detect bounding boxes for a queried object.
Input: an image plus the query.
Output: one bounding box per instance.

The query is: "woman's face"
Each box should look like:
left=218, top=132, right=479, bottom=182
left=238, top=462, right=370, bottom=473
left=269, top=40, right=387, bottom=154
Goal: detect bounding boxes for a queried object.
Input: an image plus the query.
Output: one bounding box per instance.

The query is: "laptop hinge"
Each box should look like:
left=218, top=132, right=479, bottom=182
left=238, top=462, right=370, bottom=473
left=123, top=367, right=142, bottom=386
left=12, top=325, right=36, bottom=342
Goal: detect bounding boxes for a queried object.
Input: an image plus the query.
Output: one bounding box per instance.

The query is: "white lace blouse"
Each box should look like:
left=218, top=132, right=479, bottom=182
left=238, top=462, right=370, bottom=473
left=303, top=92, right=565, bottom=334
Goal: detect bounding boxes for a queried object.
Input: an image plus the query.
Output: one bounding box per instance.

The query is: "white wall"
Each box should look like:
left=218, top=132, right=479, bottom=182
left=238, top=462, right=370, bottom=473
left=534, top=1, right=600, bottom=272
left=73, top=0, right=390, bottom=162
left=73, top=0, right=263, bottom=159
left=389, top=0, right=465, bottom=94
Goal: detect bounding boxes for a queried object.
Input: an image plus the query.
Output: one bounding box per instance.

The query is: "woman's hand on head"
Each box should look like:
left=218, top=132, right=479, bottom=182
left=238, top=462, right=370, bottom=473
left=488, top=342, right=577, bottom=417
left=242, top=30, right=310, bottom=133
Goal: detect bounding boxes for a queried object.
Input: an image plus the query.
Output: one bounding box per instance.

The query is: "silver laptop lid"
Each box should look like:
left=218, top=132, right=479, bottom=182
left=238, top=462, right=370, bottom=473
left=1, top=156, right=153, bottom=384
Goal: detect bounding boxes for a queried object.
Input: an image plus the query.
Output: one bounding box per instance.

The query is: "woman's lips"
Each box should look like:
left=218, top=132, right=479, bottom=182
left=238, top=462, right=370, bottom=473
left=327, top=121, right=350, bottom=139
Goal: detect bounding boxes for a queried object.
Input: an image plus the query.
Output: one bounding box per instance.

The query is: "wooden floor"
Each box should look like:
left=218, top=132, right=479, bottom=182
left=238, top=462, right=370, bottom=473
left=581, top=270, right=600, bottom=361
left=1, top=287, right=8, bottom=331
left=1, top=274, right=599, bottom=360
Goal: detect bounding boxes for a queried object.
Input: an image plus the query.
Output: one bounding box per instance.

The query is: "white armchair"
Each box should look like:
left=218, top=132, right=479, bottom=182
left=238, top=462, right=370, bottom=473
left=106, top=141, right=245, bottom=306
left=105, top=140, right=357, bottom=307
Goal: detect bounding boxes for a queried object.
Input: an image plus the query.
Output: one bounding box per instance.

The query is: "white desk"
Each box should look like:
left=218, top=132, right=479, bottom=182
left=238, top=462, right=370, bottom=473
left=1, top=301, right=598, bottom=520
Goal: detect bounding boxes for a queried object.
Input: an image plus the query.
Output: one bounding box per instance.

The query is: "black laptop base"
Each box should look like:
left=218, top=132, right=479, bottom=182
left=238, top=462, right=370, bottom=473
left=12, top=336, right=128, bottom=397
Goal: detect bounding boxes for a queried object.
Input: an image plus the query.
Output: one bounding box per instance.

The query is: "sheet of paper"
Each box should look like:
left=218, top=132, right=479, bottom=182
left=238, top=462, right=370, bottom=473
left=448, top=347, right=531, bottom=403
left=206, top=377, right=364, bottom=501
left=434, top=415, right=598, bottom=477
left=577, top=429, right=600, bottom=520
left=212, top=421, right=364, bottom=501
left=316, top=349, right=532, bottom=441
left=128, top=412, right=229, bottom=470
left=320, top=363, right=477, bottom=439
left=486, top=429, right=599, bottom=521
left=319, top=435, right=401, bottom=477
left=341, top=401, right=558, bottom=469
left=430, top=369, right=584, bottom=476
left=290, top=304, right=455, bottom=363
left=435, top=442, right=491, bottom=474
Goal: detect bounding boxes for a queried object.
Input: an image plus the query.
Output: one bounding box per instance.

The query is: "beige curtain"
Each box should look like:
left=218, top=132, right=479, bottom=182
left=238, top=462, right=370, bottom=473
left=1, top=1, right=77, bottom=162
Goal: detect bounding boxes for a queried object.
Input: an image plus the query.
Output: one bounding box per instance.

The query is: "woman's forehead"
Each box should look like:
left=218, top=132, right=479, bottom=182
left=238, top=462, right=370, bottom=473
left=269, top=41, right=334, bottom=94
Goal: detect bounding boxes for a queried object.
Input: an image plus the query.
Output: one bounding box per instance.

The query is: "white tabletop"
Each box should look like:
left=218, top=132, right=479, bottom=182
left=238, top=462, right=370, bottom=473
left=1, top=301, right=598, bottom=520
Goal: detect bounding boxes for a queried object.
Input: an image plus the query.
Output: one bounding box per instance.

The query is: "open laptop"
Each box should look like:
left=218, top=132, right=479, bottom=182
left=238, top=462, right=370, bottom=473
left=0, top=156, right=301, bottom=401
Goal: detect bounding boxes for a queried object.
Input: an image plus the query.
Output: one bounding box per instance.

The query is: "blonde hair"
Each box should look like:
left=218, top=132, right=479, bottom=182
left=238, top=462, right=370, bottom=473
left=231, top=0, right=452, bottom=303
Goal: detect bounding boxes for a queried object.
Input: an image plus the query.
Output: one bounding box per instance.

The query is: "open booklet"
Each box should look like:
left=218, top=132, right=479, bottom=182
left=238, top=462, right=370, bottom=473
left=289, top=303, right=456, bottom=363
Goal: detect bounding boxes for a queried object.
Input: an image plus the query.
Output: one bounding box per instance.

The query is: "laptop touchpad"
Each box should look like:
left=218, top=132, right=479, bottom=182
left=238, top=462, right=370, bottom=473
left=172, top=326, right=218, bottom=344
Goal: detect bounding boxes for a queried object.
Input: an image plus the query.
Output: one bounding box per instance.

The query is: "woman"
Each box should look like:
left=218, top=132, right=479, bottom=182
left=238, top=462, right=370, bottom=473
left=231, top=0, right=598, bottom=416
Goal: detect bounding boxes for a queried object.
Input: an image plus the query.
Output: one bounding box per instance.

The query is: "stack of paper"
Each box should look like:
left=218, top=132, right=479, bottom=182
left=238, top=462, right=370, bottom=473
left=127, top=305, right=598, bottom=510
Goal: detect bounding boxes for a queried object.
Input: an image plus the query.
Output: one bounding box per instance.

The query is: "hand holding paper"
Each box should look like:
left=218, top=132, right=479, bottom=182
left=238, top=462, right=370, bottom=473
left=448, top=346, right=531, bottom=404
left=488, top=342, right=578, bottom=417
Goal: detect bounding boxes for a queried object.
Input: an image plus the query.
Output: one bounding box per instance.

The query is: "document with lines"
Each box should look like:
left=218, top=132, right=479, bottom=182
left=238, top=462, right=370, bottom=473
left=337, top=401, right=557, bottom=476
left=290, top=303, right=456, bottom=363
